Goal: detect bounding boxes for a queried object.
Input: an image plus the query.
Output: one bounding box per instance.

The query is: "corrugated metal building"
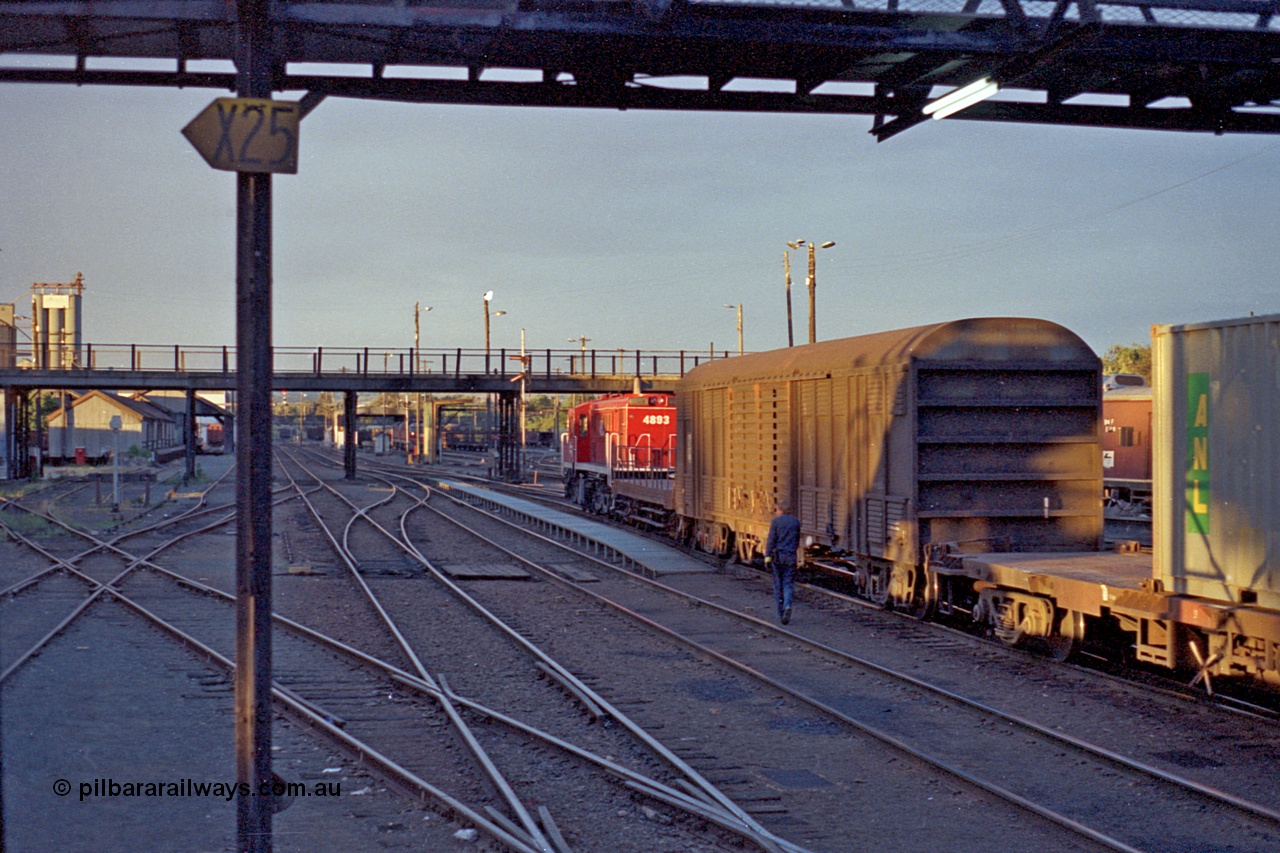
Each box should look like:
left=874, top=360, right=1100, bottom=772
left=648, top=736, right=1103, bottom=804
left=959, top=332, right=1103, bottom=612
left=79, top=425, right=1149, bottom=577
left=46, top=390, right=180, bottom=461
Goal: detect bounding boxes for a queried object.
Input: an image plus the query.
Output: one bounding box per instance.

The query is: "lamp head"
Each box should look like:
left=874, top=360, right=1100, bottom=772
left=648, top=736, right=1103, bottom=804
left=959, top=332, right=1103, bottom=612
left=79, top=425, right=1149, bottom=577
left=483, top=290, right=494, bottom=302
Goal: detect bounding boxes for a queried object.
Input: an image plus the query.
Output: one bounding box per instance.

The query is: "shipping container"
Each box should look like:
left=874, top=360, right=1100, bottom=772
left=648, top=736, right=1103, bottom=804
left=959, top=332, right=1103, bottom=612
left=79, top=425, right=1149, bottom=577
left=1152, top=313, right=1280, bottom=609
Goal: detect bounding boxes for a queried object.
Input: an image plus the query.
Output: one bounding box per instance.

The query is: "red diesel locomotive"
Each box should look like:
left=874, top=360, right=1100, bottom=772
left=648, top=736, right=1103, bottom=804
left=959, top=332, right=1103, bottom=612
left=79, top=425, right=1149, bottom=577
left=561, top=393, right=677, bottom=528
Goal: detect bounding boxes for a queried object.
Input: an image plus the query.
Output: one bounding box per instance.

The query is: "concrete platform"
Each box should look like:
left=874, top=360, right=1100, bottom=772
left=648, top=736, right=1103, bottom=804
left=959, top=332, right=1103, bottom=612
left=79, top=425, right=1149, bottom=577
left=434, top=480, right=713, bottom=577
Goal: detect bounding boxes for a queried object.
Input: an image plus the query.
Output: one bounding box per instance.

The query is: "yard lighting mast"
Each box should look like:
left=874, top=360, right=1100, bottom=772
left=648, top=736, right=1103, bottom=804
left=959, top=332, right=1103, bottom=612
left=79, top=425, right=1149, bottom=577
left=724, top=304, right=743, bottom=354
left=483, top=290, right=506, bottom=372
left=787, top=239, right=835, bottom=344
left=414, top=302, right=431, bottom=462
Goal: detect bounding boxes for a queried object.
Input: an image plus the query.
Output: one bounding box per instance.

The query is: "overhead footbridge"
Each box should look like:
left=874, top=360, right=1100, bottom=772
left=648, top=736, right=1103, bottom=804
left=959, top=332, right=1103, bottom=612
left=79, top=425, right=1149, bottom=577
left=0, top=342, right=704, bottom=395
left=2, top=0, right=1279, bottom=139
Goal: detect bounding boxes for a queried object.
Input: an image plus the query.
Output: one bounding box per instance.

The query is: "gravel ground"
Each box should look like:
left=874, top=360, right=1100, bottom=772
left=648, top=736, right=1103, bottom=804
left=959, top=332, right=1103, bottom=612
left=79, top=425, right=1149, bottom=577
left=8, top=450, right=1280, bottom=853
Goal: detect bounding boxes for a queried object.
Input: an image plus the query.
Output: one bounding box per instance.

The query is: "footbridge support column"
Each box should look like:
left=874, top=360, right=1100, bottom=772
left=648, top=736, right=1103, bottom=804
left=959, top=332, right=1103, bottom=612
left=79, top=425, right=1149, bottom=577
left=497, top=390, right=522, bottom=482
left=344, top=390, right=357, bottom=480
left=185, top=388, right=197, bottom=482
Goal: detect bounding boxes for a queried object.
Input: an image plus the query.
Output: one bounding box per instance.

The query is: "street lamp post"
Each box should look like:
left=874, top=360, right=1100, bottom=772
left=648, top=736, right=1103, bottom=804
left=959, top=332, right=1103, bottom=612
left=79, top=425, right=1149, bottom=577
left=109, top=414, right=121, bottom=512
left=483, top=290, right=506, bottom=372
left=782, top=247, right=796, bottom=347
left=787, top=239, right=836, bottom=344
left=567, top=335, right=590, bottom=374
left=519, top=328, right=528, bottom=480
left=723, top=304, right=743, bottom=355
left=414, top=302, right=432, bottom=463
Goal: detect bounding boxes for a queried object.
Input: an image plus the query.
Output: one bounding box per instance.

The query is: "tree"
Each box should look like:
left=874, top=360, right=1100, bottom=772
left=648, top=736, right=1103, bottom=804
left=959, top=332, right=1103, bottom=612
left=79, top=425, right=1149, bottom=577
left=1101, top=343, right=1152, bottom=381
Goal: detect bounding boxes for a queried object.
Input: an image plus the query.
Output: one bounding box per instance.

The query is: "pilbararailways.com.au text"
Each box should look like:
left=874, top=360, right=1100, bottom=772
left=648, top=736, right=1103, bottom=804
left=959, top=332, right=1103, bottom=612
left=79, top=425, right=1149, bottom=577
left=53, top=778, right=341, bottom=802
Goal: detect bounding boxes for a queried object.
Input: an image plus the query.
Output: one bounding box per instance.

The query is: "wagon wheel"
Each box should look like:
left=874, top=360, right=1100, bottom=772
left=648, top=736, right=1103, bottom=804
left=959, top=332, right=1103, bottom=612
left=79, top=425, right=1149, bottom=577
left=867, top=566, right=891, bottom=609
left=717, top=527, right=735, bottom=560
left=1036, top=609, right=1083, bottom=662
left=894, top=566, right=936, bottom=621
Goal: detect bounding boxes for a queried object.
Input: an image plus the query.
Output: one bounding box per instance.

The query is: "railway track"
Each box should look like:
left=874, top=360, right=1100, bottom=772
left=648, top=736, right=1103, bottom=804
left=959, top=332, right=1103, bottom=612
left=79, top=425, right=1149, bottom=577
left=6, top=452, right=791, bottom=851
left=9, top=448, right=1279, bottom=852
left=338, top=452, right=1280, bottom=853
left=427, top=454, right=1278, bottom=720
left=273, top=447, right=804, bottom=852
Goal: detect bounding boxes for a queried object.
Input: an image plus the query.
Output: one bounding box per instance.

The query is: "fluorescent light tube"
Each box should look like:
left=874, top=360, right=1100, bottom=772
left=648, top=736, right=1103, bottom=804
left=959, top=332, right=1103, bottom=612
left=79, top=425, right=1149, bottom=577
left=923, top=78, right=998, bottom=119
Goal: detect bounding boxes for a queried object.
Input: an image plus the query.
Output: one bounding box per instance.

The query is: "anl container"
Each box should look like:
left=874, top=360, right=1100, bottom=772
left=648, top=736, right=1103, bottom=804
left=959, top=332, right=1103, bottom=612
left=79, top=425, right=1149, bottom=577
left=1152, top=313, right=1280, bottom=609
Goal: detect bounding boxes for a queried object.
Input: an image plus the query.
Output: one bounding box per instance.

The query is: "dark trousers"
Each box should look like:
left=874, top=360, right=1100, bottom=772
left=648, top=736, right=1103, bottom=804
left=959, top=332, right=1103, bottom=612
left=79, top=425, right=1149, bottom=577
left=772, top=561, right=795, bottom=619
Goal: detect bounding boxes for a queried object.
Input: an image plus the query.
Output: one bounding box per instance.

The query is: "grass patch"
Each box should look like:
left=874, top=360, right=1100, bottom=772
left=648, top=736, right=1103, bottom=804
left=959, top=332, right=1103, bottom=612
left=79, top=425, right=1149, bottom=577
left=0, top=512, right=57, bottom=539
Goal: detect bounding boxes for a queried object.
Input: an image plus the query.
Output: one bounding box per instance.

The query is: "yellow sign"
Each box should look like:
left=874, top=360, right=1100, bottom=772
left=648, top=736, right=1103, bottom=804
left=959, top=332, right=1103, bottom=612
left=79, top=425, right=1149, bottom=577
left=182, top=98, right=299, bottom=174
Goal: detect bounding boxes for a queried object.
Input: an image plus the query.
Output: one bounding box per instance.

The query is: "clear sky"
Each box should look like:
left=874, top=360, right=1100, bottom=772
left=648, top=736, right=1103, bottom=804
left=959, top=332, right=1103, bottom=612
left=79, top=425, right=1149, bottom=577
left=2, top=78, right=1277, bottom=359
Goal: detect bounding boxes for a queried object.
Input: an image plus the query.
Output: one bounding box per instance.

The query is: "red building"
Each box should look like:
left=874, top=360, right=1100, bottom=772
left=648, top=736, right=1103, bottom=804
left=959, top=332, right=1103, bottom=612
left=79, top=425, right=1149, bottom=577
left=1101, top=375, right=1152, bottom=504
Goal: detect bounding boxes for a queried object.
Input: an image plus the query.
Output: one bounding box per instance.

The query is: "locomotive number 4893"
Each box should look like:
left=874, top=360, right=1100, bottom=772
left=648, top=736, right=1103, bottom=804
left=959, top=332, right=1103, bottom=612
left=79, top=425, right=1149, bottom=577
left=642, top=414, right=671, bottom=425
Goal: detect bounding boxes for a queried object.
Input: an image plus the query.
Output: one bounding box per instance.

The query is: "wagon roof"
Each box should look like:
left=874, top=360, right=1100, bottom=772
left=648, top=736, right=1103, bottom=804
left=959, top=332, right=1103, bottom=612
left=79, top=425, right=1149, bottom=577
left=677, top=317, right=1096, bottom=390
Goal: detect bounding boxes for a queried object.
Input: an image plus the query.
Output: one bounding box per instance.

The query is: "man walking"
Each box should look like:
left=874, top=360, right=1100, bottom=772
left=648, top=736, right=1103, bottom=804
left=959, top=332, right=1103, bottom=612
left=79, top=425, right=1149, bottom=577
left=765, top=499, right=801, bottom=625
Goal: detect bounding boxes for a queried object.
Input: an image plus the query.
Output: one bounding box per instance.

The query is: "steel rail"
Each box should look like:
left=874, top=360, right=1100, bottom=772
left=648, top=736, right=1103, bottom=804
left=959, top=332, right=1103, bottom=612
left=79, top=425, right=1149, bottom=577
left=94, top=585, right=545, bottom=853
left=441, top=460, right=1280, bottom=733
left=0, top=466, right=243, bottom=675
left=139, top=546, right=764, bottom=846
left=0, top=460, right=623, bottom=852
left=10, top=470, right=742, bottom=849
left=431, top=474, right=1280, bottom=843
left=411, top=478, right=1177, bottom=853
left=392, top=491, right=800, bottom=853
left=466, top=488, right=1280, bottom=828
left=394, top=484, right=803, bottom=850
left=286, top=448, right=798, bottom=853
left=1, top=477, right=549, bottom=853
left=273, top=450, right=558, bottom=853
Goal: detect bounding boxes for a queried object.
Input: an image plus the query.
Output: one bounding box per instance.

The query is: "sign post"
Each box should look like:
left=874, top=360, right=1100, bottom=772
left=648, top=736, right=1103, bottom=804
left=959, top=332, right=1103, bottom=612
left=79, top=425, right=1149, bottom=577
left=210, top=3, right=281, bottom=850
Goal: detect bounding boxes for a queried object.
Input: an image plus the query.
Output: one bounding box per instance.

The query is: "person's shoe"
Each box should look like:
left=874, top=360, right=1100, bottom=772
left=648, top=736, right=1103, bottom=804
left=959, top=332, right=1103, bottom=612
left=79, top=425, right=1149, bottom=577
left=781, top=607, right=791, bottom=625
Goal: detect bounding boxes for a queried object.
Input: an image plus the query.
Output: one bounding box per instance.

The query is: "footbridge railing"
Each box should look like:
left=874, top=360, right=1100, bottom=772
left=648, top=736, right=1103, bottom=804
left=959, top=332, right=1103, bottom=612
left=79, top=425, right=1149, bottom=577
left=6, top=343, right=741, bottom=382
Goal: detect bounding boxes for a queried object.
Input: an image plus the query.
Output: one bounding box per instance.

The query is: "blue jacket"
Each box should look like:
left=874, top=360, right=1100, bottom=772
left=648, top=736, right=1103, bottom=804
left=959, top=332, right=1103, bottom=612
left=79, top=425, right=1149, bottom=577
left=766, top=513, right=801, bottom=565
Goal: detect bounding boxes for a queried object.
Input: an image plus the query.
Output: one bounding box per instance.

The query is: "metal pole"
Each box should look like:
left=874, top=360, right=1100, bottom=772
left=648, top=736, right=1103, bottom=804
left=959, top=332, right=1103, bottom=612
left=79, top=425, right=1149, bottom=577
left=783, top=250, right=794, bottom=347
left=111, top=421, right=120, bottom=511
left=807, top=242, right=816, bottom=345
left=520, top=328, right=527, bottom=481
left=185, top=388, right=197, bottom=481
left=737, top=304, right=743, bottom=354
left=235, top=2, right=274, bottom=848
left=344, top=390, right=357, bottom=479
left=415, top=303, right=422, bottom=462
